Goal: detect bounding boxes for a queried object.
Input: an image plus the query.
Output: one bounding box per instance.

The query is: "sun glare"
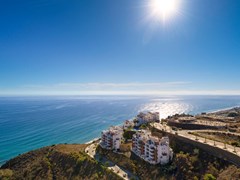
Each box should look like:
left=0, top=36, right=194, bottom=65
left=150, top=0, right=180, bottom=21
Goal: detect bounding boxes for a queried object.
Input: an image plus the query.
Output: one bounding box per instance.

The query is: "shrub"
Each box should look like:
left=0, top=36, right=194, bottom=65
left=0, top=169, right=13, bottom=179
left=140, top=124, right=147, bottom=129
left=105, top=162, right=109, bottom=167
left=228, top=112, right=238, bottom=117
left=193, top=176, right=199, bottom=180
left=203, top=173, right=216, bottom=180
left=123, top=130, right=136, bottom=140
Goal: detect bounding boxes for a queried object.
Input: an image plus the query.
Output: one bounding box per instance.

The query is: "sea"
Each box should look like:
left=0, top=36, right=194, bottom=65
left=1, top=95, right=240, bottom=165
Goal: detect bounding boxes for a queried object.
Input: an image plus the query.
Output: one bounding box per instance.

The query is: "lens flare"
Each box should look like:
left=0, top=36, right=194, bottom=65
left=149, top=0, right=180, bottom=21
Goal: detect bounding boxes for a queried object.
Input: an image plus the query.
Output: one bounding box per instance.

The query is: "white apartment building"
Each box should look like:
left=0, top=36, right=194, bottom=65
left=134, top=112, right=160, bottom=127
left=123, top=120, right=134, bottom=130
left=132, top=130, right=173, bottom=165
left=100, top=126, right=123, bottom=151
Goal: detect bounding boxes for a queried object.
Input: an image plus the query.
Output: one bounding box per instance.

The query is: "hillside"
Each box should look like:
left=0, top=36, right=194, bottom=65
left=1, top=142, right=240, bottom=180
left=0, top=144, right=122, bottom=180
left=97, top=132, right=240, bottom=180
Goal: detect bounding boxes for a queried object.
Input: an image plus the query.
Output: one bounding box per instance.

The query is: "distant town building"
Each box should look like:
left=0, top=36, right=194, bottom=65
left=134, top=112, right=160, bottom=127
left=100, top=126, right=123, bottom=151
left=132, top=130, right=173, bottom=165
left=123, top=120, right=134, bottom=130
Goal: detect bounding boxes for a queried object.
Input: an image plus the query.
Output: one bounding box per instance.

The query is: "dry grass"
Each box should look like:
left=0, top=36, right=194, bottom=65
left=120, top=142, right=131, bottom=152
left=54, top=144, right=88, bottom=154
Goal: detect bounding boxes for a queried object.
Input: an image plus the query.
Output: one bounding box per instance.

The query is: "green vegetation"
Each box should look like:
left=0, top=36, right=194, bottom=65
left=0, top=144, right=122, bottom=180
left=1, top=138, right=240, bottom=180
left=203, top=174, right=216, bottom=180
left=0, top=169, right=13, bottom=180
left=123, top=129, right=136, bottom=140
left=139, top=124, right=147, bottom=129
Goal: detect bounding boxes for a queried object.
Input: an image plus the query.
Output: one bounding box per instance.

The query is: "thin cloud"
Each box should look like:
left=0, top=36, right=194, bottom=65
left=1, top=82, right=240, bottom=96
left=22, top=82, right=191, bottom=91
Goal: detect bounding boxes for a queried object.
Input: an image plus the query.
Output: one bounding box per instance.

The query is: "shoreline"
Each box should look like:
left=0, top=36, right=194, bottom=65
left=207, top=106, right=240, bottom=114
left=85, top=137, right=101, bottom=144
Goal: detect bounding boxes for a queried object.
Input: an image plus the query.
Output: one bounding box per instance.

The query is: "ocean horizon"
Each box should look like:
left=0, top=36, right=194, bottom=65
left=1, top=95, right=240, bottom=165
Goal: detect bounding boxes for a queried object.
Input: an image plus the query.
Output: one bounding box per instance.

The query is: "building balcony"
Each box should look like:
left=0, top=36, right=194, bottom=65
left=149, top=150, right=155, bottom=153
left=149, top=154, right=157, bottom=158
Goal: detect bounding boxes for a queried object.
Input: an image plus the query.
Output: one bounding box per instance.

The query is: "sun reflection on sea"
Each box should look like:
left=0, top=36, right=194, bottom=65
left=140, top=99, right=193, bottom=119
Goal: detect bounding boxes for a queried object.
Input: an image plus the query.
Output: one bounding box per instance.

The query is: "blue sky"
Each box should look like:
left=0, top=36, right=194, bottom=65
left=0, top=0, right=240, bottom=95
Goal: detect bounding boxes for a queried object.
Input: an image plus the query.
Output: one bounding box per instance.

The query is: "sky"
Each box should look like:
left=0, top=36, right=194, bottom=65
left=0, top=0, right=240, bottom=95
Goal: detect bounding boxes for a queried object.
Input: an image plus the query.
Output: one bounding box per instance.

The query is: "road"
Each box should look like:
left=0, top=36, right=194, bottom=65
left=85, top=143, right=137, bottom=180
left=192, top=129, right=240, bottom=137
left=152, top=123, right=240, bottom=156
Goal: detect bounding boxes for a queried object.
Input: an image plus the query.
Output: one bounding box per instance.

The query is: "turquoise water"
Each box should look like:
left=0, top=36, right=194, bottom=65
left=1, top=95, right=240, bottom=165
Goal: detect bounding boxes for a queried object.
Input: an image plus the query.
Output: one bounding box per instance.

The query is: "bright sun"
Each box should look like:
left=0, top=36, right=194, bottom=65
left=150, top=0, right=179, bottom=21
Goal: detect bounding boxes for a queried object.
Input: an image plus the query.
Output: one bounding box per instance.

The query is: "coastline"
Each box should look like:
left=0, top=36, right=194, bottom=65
left=2, top=105, right=240, bottom=180
left=86, top=105, right=240, bottom=148
left=85, top=137, right=101, bottom=144
left=1, top=105, right=240, bottom=167
left=207, top=106, right=240, bottom=114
